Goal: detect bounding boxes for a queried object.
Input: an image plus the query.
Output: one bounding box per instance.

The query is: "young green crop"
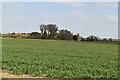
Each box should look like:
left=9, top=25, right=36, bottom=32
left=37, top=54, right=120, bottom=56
left=2, top=39, right=118, bottom=78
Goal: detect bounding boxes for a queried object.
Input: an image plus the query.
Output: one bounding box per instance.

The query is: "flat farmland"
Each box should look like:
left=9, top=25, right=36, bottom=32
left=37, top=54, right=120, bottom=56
left=2, top=39, right=118, bottom=78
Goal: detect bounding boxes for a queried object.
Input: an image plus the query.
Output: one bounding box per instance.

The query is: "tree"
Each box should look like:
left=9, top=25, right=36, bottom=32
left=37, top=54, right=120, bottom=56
left=42, top=31, right=47, bottom=39
left=21, top=33, right=30, bottom=38
left=77, top=34, right=81, bottom=41
left=47, top=24, right=58, bottom=39
left=40, top=24, right=44, bottom=35
left=40, top=24, right=48, bottom=39
left=81, top=37, right=85, bottom=41
left=30, top=32, right=41, bottom=39
left=0, top=33, right=2, bottom=38
left=86, top=35, right=98, bottom=41
left=108, top=38, right=113, bottom=42
left=58, top=29, right=73, bottom=40
left=73, top=34, right=81, bottom=41
left=40, top=24, right=47, bottom=35
left=73, top=35, right=77, bottom=40
left=102, top=38, right=108, bottom=42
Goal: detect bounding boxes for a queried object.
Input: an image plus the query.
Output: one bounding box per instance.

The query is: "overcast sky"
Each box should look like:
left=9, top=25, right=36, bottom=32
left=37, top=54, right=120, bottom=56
left=2, top=2, right=118, bottom=39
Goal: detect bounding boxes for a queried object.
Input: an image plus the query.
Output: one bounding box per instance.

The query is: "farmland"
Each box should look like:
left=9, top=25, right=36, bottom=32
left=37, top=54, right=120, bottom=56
left=2, top=39, right=118, bottom=78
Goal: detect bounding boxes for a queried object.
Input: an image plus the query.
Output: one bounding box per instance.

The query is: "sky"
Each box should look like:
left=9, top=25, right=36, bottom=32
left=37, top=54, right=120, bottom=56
left=2, top=2, right=118, bottom=39
left=1, top=0, right=120, bottom=2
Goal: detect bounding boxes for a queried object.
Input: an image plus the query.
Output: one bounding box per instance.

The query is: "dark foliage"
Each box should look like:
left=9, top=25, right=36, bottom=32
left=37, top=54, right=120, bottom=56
left=73, top=35, right=77, bottom=40
left=58, top=29, right=73, bottom=40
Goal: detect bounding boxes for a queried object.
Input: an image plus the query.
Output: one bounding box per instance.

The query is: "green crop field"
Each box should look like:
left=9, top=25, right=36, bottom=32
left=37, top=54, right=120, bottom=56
left=2, top=39, right=118, bottom=78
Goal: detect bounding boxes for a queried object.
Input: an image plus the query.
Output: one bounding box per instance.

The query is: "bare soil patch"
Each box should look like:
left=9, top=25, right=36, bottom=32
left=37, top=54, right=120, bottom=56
left=0, top=72, right=43, bottom=78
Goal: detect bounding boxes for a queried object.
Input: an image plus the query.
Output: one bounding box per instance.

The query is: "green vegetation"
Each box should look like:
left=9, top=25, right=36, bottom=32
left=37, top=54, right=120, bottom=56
left=1, top=24, right=119, bottom=42
left=2, top=39, right=118, bottom=78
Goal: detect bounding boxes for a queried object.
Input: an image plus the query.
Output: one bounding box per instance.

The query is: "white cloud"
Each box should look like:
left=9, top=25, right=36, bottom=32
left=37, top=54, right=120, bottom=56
left=105, top=15, right=118, bottom=21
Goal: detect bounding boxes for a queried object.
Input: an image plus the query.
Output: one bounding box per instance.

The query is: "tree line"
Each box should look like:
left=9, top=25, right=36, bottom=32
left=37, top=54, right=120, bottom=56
left=1, top=24, right=119, bottom=42
left=2, top=24, right=76, bottom=40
